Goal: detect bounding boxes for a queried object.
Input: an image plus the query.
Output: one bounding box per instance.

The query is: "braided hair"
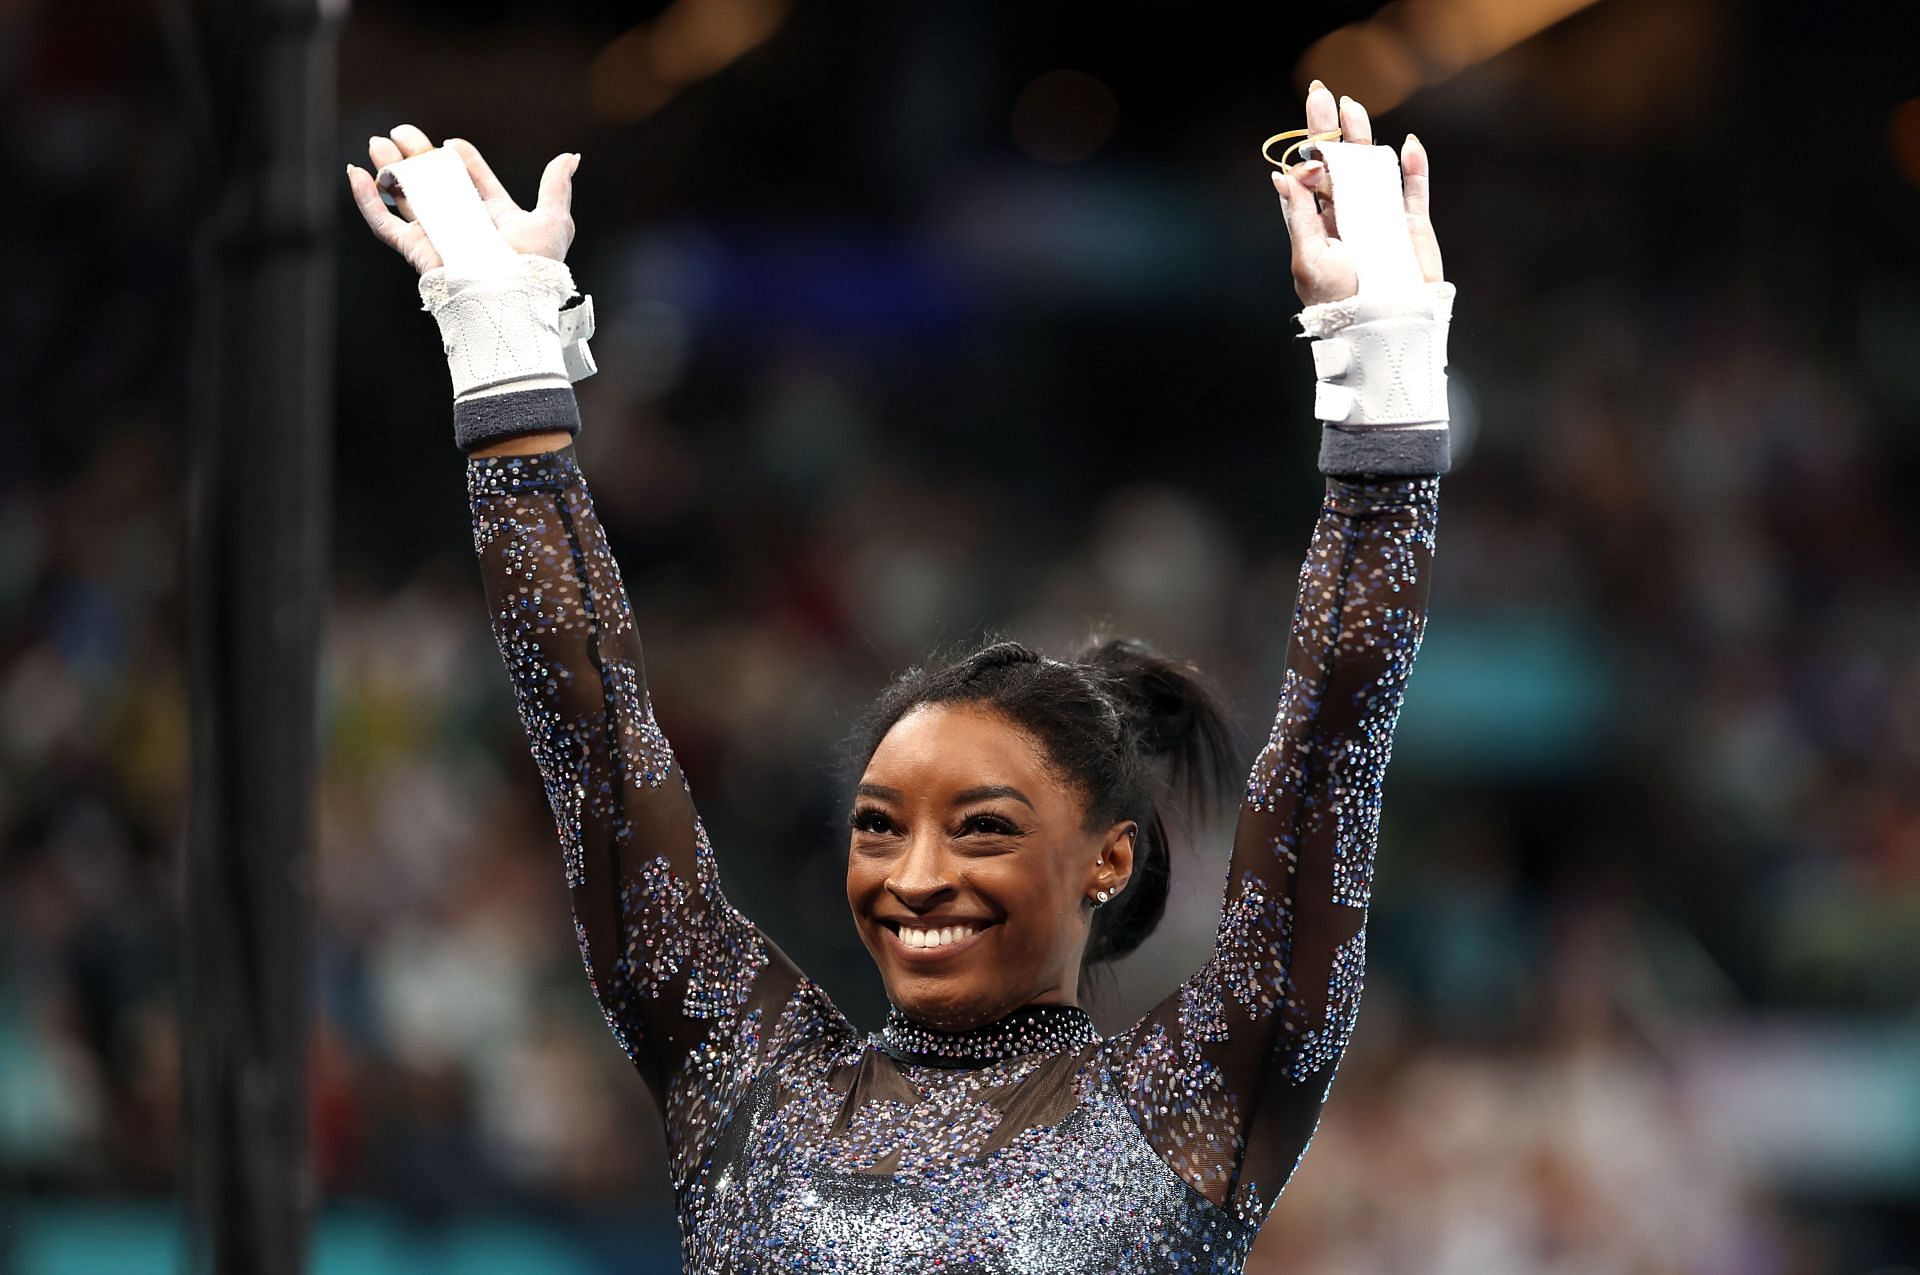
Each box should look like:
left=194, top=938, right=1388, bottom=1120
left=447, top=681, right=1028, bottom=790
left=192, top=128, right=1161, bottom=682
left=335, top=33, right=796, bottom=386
left=850, top=635, right=1236, bottom=964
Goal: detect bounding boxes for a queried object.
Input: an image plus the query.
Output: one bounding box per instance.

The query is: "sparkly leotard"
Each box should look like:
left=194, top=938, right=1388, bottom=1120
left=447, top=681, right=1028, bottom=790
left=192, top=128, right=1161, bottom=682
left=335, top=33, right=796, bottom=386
left=468, top=443, right=1439, bottom=1272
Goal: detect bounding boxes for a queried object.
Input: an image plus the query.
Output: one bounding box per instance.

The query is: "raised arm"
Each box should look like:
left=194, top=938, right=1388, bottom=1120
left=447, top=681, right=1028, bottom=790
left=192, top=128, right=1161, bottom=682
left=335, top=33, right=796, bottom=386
left=347, top=129, right=850, bottom=1180
left=1106, top=83, right=1451, bottom=1224
left=465, top=441, right=825, bottom=1101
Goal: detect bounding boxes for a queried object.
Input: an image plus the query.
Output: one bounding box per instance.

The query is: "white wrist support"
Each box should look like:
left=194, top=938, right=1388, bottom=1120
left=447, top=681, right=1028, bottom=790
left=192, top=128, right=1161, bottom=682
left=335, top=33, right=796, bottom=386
left=1298, top=283, right=1453, bottom=427
left=1294, top=140, right=1454, bottom=475
left=417, top=255, right=597, bottom=401
left=379, top=146, right=598, bottom=401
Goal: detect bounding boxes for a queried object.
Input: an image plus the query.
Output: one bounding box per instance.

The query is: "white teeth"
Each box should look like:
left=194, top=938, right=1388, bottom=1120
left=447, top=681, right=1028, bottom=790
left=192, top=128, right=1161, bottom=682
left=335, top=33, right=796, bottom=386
left=898, top=923, right=978, bottom=950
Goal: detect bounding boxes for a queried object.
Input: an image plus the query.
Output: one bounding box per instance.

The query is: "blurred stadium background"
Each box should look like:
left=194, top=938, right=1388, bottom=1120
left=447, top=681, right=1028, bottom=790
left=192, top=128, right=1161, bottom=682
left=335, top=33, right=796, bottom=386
left=2, top=0, right=1917, bottom=1270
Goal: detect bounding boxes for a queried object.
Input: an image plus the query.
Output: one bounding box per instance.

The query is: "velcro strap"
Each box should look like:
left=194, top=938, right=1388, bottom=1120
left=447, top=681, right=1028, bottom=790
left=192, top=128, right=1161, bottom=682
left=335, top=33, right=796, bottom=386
left=1310, top=337, right=1352, bottom=380
left=558, top=294, right=597, bottom=382
left=1309, top=312, right=1448, bottom=427
left=1314, top=380, right=1358, bottom=423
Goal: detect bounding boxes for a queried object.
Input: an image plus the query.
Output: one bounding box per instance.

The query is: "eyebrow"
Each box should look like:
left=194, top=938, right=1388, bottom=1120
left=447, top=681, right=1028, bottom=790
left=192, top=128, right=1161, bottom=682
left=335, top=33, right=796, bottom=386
left=854, top=782, right=1036, bottom=812
left=955, top=784, right=1036, bottom=811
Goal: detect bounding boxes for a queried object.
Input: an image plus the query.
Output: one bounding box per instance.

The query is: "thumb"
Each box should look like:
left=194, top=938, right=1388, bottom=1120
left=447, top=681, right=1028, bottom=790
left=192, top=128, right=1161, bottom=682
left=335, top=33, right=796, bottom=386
left=535, top=151, right=579, bottom=219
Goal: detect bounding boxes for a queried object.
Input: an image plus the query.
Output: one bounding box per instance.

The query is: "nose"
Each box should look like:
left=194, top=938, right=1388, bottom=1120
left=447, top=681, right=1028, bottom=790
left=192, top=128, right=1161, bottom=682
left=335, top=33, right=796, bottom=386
left=884, top=831, right=954, bottom=909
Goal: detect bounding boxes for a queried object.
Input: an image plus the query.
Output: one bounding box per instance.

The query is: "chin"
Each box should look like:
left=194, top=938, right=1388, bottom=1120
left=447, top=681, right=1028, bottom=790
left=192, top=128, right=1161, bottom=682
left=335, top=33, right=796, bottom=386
left=892, top=991, right=992, bottom=1031
left=883, top=970, right=1019, bottom=1031
left=861, top=918, right=1040, bottom=1030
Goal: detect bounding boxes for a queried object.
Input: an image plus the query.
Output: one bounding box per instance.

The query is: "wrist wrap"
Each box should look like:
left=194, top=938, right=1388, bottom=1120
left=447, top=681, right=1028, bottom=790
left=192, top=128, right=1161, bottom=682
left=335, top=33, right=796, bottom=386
left=379, top=146, right=598, bottom=452
left=418, top=256, right=597, bottom=452
left=1299, top=140, right=1454, bottom=477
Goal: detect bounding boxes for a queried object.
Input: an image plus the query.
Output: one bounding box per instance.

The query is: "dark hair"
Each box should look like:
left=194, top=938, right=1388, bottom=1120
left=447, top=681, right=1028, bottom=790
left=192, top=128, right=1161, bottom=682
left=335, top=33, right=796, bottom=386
left=850, top=634, right=1236, bottom=964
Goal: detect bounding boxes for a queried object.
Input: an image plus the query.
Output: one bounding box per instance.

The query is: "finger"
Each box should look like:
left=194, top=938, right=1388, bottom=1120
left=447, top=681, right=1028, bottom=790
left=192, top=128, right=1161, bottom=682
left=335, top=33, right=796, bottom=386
left=1305, top=78, right=1339, bottom=139
left=1272, top=170, right=1329, bottom=262
left=346, top=164, right=440, bottom=269
left=389, top=123, right=436, bottom=157
left=1290, top=157, right=1337, bottom=238
left=368, top=135, right=416, bottom=220
left=1401, top=134, right=1444, bottom=283
left=1401, top=132, right=1430, bottom=221
left=1339, top=95, right=1373, bottom=146
left=1293, top=157, right=1328, bottom=199
left=368, top=134, right=405, bottom=170
left=346, top=164, right=403, bottom=243
left=534, top=151, right=579, bottom=220
left=445, top=137, right=519, bottom=208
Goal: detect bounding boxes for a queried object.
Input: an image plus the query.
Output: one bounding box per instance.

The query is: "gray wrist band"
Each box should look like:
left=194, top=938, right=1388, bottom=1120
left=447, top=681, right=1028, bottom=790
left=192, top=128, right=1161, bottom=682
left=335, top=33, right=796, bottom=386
left=453, top=387, right=581, bottom=454
left=1317, top=422, right=1451, bottom=478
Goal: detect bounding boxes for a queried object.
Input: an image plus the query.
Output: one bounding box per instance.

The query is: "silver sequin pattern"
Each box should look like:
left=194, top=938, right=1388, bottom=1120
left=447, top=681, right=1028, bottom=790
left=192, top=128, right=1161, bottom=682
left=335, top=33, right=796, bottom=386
left=468, top=449, right=1439, bottom=1271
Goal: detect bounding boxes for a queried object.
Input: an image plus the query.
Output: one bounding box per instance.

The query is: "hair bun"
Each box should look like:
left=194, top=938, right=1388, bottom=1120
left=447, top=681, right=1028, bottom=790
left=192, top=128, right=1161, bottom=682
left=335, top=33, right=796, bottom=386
left=1077, top=635, right=1234, bottom=807
left=964, top=640, right=1043, bottom=675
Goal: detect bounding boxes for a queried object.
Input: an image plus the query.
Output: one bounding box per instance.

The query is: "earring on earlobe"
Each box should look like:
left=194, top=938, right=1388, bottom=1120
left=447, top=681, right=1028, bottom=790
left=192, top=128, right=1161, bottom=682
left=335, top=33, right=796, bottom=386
left=1093, top=889, right=1110, bottom=904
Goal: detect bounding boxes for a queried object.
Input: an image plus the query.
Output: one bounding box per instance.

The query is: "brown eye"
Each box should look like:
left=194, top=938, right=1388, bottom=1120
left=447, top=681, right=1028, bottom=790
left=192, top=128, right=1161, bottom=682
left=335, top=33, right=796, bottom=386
left=961, top=812, right=1020, bottom=836
left=851, top=807, right=896, bottom=835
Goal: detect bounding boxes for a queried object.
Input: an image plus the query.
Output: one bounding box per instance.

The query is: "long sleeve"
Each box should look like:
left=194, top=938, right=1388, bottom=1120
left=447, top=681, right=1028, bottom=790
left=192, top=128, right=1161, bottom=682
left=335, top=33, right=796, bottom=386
left=1106, top=473, right=1440, bottom=1225
left=466, top=441, right=850, bottom=1186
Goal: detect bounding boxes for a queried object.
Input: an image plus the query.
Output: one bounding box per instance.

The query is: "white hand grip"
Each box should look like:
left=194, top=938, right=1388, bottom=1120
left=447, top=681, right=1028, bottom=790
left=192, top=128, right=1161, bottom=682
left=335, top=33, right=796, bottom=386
left=376, top=147, right=518, bottom=277
left=1316, top=141, right=1423, bottom=298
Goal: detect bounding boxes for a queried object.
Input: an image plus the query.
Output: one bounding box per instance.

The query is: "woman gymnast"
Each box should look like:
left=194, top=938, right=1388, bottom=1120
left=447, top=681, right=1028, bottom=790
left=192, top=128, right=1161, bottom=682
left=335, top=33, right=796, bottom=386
left=345, top=77, right=1452, bottom=1272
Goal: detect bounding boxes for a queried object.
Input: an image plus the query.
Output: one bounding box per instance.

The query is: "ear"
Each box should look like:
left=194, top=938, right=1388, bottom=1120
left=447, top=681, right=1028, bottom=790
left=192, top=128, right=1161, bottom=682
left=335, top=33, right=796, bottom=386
left=1090, top=820, right=1137, bottom=898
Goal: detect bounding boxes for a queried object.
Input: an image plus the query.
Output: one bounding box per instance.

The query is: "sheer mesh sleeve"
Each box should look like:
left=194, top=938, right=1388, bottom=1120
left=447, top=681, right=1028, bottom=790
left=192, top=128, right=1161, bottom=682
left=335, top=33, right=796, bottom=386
left=466, top=441, right=853, bottom=1186
left=1105, top=473, right=1440, bottom=1226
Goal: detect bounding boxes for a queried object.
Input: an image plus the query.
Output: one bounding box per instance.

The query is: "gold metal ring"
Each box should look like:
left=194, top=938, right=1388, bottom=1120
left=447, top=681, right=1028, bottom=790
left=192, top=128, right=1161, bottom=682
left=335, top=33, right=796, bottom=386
left=1260, top=127, right=1344, bottom=174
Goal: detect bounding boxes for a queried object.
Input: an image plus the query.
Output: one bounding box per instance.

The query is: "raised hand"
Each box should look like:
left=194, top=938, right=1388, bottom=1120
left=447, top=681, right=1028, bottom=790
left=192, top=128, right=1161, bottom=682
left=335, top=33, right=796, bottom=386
left=1270, top=82, right=1444, bottom=306
left=345, top=124, right=580, bottom=275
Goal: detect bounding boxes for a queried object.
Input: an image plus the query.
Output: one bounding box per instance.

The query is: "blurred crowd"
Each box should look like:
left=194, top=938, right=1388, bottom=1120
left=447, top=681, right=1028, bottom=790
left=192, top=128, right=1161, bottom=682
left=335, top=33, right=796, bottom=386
left=3, top=0, right=1917, bottom=1271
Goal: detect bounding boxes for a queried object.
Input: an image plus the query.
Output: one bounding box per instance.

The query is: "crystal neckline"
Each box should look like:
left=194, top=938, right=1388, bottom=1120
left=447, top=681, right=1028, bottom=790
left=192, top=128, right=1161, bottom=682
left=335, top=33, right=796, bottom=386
left=877, top=1003, right=1100, bottom=1069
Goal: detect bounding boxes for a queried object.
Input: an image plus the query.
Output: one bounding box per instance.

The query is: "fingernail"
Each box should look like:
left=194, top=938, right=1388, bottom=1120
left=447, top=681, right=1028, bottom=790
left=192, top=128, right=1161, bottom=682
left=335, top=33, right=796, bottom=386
left=1309, top=79, right=1325, bottom=93
left=1406, top=132, right=1421, bottom=148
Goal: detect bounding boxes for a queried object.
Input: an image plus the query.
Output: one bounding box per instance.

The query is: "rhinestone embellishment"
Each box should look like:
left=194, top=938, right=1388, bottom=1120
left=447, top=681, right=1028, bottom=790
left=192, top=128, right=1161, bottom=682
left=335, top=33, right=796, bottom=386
left=878, top=1003, right=1100, bottom=1068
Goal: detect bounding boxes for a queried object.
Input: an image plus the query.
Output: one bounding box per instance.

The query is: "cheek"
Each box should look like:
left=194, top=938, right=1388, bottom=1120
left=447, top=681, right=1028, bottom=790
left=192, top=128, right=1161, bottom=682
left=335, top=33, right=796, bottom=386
left=973, top=853, right=1078, bottom=930
left=845, top=849, right=882, bottom=909
left=1015, top=840, right=1101, bottom=941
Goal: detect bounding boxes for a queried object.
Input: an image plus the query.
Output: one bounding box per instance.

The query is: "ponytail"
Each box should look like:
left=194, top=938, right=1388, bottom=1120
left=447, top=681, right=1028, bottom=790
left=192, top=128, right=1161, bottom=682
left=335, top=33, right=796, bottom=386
left=1075, top=636, right=1235, bottom=963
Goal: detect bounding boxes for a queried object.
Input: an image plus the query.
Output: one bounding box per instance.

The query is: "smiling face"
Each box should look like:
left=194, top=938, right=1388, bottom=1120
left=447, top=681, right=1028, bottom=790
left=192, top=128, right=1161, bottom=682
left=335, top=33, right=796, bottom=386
left=847, top=702, right=1136, bottom=1031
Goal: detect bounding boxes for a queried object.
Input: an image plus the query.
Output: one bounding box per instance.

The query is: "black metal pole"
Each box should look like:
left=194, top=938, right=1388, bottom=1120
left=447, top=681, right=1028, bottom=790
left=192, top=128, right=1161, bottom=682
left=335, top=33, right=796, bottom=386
left=181, top=0, right=340, bottom=1268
